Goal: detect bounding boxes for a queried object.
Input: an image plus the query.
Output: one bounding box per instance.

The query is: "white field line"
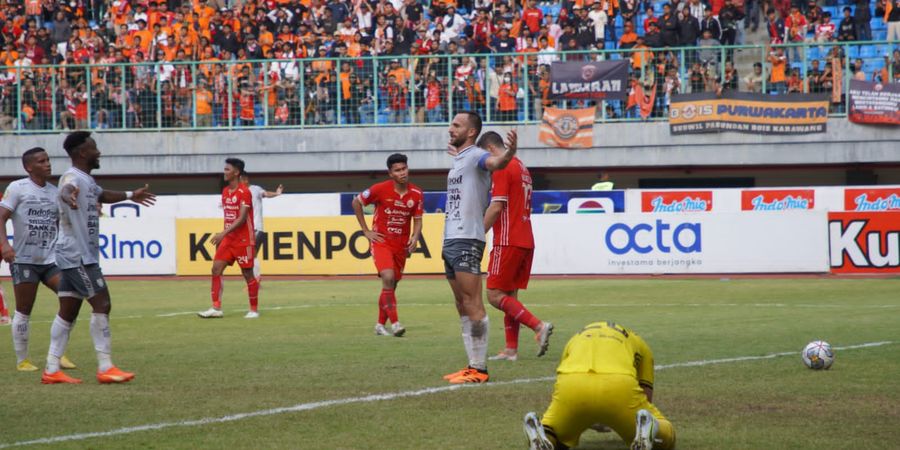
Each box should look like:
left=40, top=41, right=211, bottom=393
left=0, top=341, right=892, bottom=449
left=22, top=302, right=899, bottom=325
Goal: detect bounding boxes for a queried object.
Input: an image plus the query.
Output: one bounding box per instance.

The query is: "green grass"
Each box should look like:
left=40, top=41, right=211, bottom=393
left=1, top=277, right=898, bottom=449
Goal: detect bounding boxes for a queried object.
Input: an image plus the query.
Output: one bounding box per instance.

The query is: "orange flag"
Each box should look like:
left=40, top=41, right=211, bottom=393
left=539, top=106, right=596, bottom=149
left=626, top=80, right=656, bottom=119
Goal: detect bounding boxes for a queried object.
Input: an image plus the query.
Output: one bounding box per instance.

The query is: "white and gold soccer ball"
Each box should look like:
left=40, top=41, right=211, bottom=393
left=801, top=340, right=835, bottom=370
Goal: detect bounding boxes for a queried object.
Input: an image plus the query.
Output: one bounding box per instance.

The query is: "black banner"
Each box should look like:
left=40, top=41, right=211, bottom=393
left=549, top=60, right=628, bottom=100
left=848, top=80, right=900, bottom=125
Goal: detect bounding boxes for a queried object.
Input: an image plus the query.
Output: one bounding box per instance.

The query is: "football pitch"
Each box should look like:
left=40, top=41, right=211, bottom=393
left=1, top=276, right=898, bottom=449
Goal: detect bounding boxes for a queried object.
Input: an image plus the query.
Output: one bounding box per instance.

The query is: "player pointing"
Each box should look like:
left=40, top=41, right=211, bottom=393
left=441, top=111, right=517, bottom=384
left=478, top=131, right=553, bottom=362
left=0, top=147, right=76, bottom=372
left=43, top=132, right=156, bottom=384
left=522, top=321, right=676, bottom=450
left=352, top=153, right=423, bottom=337
left=198, top=158, right=259, bottom=319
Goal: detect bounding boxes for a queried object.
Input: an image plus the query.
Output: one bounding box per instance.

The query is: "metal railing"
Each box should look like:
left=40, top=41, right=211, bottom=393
left=0, top=40, right=896, bottom=133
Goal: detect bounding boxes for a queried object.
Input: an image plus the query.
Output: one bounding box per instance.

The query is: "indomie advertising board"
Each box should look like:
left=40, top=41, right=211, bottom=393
left=843, top=188, right=900, bottom=212
left=641, top=191, right=713, bottom=213
left=741, top=189, right=815, bottom=211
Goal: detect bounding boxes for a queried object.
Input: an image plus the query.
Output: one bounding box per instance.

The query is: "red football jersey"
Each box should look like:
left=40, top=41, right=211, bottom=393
left=221, top=184, right=255, bottom=244
left=491, top=157, right=534, bottom=248
left=358, top=180, right=424, bottom=248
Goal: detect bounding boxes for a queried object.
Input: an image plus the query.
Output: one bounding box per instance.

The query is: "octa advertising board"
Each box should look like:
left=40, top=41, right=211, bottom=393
left=531, top=212, right=828, bottom=274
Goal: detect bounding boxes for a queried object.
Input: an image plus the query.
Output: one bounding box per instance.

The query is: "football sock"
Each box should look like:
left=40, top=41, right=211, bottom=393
left=377, top=290, right=388, bottom=325
left=12, top=311, right=30, bottom=364
left=211, top=275, right=223, bottom=309
left=503, top=314, right=520, bottom=351
left=469, top=317, right=489, bottom=371
left=498, top=296, right=541, bottom=331
left=46, top=316, right=73, bottom=373
left=90, top=313, right=113, bottom=372
left=656, top=416, right=676, bottom=450
left=384, top=289, right=398, bottom=323
left=460, top=316, right=474, bottom=367
left=247, top=278, right=259, bottom=312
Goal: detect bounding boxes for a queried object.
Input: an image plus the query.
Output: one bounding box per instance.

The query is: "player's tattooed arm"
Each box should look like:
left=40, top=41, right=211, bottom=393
left=99, top=184, right=157, bottom=206
left=59, top=183, right=80, bottom=210
left=482, top=129, right=518, bottom=171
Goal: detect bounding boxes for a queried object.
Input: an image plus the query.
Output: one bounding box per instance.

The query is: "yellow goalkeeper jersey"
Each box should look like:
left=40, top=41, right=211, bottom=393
left=556, top=321, right=655, bottom=389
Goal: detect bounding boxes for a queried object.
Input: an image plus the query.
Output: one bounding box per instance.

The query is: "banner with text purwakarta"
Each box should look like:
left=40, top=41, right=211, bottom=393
left=549, top=60, right=628, bottom=100
left=668, top=92, right=829, bottom=135
left=848, top=80, right=900, bottom=125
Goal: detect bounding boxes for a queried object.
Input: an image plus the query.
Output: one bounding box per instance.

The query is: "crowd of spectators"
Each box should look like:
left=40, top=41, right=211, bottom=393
left=0, top=0, right=896, bottom=129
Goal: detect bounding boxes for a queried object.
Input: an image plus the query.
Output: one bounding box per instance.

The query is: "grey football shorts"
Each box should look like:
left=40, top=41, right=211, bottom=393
left=11, top=263, right=61, bottom=286
left=442, top=239, right=486, bottom=279
left=58, top=264, right=108, bottom=299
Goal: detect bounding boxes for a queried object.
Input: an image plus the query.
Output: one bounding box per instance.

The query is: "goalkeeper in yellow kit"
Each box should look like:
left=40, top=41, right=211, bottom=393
left=522, top=321, right=676, bottom=450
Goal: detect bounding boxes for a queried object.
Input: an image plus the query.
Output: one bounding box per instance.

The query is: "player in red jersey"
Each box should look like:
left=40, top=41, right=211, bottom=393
left=352, top=153, right=424, bottom=337
left=479, top=131, right=553, bottom=361
left=198, top=158, right=259, bottom=319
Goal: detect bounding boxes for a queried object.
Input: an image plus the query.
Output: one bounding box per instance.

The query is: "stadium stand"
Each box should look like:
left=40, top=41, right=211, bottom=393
left=0, top=0, right=895, bottom=131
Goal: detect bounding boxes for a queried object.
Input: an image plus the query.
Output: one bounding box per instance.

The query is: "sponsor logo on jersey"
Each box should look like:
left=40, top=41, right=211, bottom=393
left=741, top=189, right=815, bottom=211
left=604, top=220, right=702, bottom=255
left=828, top=212, right=900, bottom=274
left=844, top=188, right=900, bottom=211
left=641, top=191, right=713, bottom=213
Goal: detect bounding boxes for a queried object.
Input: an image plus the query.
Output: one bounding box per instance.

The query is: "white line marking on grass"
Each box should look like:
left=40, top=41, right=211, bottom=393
left=0, top=341, right=892, bottom=449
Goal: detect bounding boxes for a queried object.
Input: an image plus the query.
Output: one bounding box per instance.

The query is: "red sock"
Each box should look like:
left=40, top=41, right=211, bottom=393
left=504, top=314, right=520, bottom=350
left=247, top=278, right=259, bottom=312
left=384, top=289, right=398, bottom=324
left=377, top=290, right=388, bottom=325
left=211, top=275, right=223, bottom=310
left=498, top=296, right=541, bottom=331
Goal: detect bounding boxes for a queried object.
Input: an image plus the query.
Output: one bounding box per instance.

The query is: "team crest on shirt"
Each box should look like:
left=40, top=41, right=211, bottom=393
left=407, top=199, right=414, bottom=208
left=362, top=189, right=371, bottom=199
left=231, top=195, right=238, bottom=203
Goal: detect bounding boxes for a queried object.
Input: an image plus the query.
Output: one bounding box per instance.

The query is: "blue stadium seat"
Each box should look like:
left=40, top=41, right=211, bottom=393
left=873, top=29, right=887, bottom=40
left=871, top=19, right=886, bottom=31
left=605, top=41, right=617, bottom=50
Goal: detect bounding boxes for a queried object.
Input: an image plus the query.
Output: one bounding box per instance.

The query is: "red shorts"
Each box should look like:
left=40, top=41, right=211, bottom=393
left=487, top=246, right=534, bottom=291
left=372, top=243, right=408, bottom=281
left=214, top=240, right=255, bottom=269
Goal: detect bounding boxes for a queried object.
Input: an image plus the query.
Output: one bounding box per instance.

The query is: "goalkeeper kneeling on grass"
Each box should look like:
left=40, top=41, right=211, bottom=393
left=523, top=321, right=676, bottom=450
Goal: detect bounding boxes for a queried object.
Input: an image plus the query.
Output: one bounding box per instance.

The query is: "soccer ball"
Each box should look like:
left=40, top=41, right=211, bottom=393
left=801, top=340, right=835, bottom=370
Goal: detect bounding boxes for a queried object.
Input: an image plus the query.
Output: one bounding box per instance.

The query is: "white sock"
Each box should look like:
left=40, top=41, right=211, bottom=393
left=460, top=316, right=473, bottom=366
left=253, top=257, right=261, bottom=280
left=46, top=316, right=73, bottom=373
left=90, top=313, right=114, bottom=372
left=12, top=311, right=30, bottom=364
left=469, top=317, right=489, bottom=371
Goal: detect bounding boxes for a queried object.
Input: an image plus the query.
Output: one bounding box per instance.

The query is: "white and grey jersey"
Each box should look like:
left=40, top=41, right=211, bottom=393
left=55, top=167, right=103, bottom=269
left=0, top=178, right=59, bottom=265
left=443, top=145, right=492, bottom=242
left=249, top=184, right=265, bottom=232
